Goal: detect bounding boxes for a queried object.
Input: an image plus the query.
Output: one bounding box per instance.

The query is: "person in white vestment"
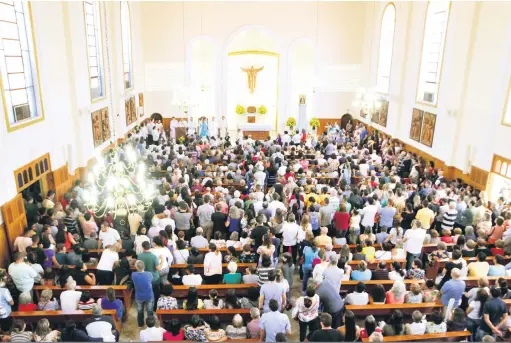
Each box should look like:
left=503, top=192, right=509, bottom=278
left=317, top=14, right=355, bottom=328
left=219, top=116, right=228, bottom=138
left=170, top=117, right=179, bottom=140
left=209, top=116, right=218, bottom=138
left=187, top=118, right=196, bottom=136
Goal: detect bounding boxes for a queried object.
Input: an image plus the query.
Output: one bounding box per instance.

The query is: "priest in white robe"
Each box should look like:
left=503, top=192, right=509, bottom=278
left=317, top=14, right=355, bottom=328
left=219, top=115, right=228, bottom=138
left=170, top=117, right=179, bottom=140
left=209, top=116, right=218, bottom=138
left=187, top=118, right=196, bottom=136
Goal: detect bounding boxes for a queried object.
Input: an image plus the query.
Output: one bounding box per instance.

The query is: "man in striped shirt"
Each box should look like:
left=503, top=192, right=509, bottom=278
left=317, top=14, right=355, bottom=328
left=442, top=201, right=458, bottom=231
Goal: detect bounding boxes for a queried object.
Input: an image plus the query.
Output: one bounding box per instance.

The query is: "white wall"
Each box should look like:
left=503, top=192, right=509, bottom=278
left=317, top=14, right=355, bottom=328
left=0, top=1, right=145, bottom=211
left=140, top=1, right=367, bottom=131
left=360, top=1, right=511, bottom=173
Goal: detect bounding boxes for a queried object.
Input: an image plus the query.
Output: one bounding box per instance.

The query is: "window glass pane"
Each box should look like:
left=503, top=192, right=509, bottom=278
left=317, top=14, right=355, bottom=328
left=416, top=1, right=450, bottom=105
left=8, top=73, right=25, bottom=89
left=120, top=1, right=133, bottom=89
left=0, top=3, right=16, bottom=22
left=84, top=1, right=105, bottom=99
left=10, top=88, right=28, bottom=105
left=1, top=22, right=19, bottom=39
left=5, top=56, right=23, bottom=72
left=3, top=39, right=21, bottom=56
left=376, top=4, right=395, bottom=94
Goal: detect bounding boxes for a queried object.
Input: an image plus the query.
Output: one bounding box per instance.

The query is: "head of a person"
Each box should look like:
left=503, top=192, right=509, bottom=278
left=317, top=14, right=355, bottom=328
left=268, top=299, right=279, bottom=312
left=91, top=303, right=102, bottom=317
left=430, top=310, right=444, bottom=325
left=19, top=292, right=33, bottom=305
left=161, top=284, right=174, bottom=297
left=477, top=252, right=487, bottom=262
left=319, top=312, right=333, bottom=329
left=165, top=319, right=181, bottom=336
left=250, top=307, right=260, bottom=320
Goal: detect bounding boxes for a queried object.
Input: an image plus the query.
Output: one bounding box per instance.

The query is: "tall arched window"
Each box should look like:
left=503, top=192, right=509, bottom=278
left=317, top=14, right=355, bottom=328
left=120, top=1, right=133, bottom=89
left=84, top=1, right=105, bottom=101
left=0, top=1, right=44, bottom=132
left=416, top=1, right=450, bottom=106
left=376, top=3, right=396, bottom=94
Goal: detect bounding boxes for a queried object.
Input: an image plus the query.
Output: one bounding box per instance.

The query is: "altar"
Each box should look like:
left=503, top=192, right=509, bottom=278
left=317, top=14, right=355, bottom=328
left=237, top=124, right=272, bottom=140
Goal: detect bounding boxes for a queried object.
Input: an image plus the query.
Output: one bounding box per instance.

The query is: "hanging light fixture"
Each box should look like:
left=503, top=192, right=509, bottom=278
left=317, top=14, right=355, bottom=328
left=83, top=3, right=154, bottom=218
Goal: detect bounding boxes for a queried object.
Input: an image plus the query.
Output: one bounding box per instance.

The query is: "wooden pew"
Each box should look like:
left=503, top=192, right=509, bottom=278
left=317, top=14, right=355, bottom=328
left=171, top=284, right=258, bottom=298
left=341, top=280, right=424, bottom=294
left=156, top=308, right=251, bottom=324
left=328, top=243, right=455, bottom=255
left=346, top=303, right=443, bottom=317
left=171, top=263, right=256, bottom=275
left=361, top=331, right=471, bottom=342
left=33, top=285, right=133, bottom=313
left=11, top=309, right=121, bottom=331
left=462, top=276, right=511, bottom=289
left=348, top=259, right=406, bottom=270
left=422, top=243, right=454, bottom=254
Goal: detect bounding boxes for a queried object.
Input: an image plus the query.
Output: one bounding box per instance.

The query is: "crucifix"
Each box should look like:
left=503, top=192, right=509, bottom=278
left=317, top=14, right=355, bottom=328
left=241, top=66, right=264, bottom=94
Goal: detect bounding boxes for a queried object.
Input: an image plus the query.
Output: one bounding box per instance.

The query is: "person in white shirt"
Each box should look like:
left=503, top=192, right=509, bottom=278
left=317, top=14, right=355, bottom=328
left=158, top=210, right=175, bottom=231
left=344, top=282, right=369, bottom=305
left=403, top=220, right=427, bottom=270
left=8, top=252, right=38, bottom=293
left=282, top=214, right=301, bottom=262
left=292, top=131, right=301, bottom=145
left=96, top=243, right=121, bottom=285
left=219, top=116, right=228, bottom=138
left=254, top=165, right=267, bottom=186
left=209, top=116, right=218, bottom=138
left=60, top=279, right=82, bottom=312
left=98, top=223, right=121, bottom=249
left=203, top=243, right=223, bottom=284
left=140, top=316, right=165, bottom=342
left=268, top=193, right=286, bottom=218
left=182, top=265, right=203, bottom=286
left=170, top=117, right=179, bottom=140
left=361, top=198, right=378, bottom=228
left=405, top=311, right=427, bottom=335
left=190, top=227, right=209, bottom=249
left=281, top=131, right=291, bottom=145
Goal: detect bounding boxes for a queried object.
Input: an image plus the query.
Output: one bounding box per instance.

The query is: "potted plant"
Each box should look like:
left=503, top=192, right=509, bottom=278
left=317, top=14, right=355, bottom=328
left=309, top=117, right=320, bottom=131
left=258, top=105, right=267, bottom=115
left=235, top=104, right=246, bottom=115
left=286, top=117, right=297, bottom=131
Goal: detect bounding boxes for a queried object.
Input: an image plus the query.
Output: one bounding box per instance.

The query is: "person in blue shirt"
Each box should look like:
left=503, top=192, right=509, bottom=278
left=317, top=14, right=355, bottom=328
left=132, top=260, right=155, bottom=328
left=440, top=268, right=465, bottom=307
left=351, top=261, right=372, bottom=281
left=302, top=243, right=320, bottom=292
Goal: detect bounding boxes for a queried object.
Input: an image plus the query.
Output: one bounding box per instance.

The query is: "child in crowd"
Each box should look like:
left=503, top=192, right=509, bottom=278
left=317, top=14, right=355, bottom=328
left=405, top=310, right=427, bottom=335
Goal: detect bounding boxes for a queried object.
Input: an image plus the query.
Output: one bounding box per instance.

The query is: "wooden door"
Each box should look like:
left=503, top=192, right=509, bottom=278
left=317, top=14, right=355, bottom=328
left=1, top=193, right=27, bottom=252
left=53, top=164, right=72, bottom=202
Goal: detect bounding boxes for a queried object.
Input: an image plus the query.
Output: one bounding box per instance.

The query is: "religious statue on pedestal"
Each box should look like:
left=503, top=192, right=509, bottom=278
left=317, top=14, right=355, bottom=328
left=299, top=95, right=307, bottom=105
left=241, top=66, right=264, bottom=94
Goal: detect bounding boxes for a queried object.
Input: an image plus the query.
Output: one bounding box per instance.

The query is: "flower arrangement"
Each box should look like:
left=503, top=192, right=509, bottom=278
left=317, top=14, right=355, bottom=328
left=286, top=117, right=297, bottom=129
left=178, top=136, right=185, bottom=144
left=235, top=105, right=246, bottom=115
left=309, top=118, right=320, bottom=129
left=258, top=105, right=267, bottom=115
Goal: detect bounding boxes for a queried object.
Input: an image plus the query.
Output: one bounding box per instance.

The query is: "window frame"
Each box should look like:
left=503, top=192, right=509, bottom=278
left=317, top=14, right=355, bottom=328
left=0, top=1, right=45, bottom=132
left=375, top=2, right=396, bottom=95
left=120, top=1, right=133, bottom=90
left=415, top=1, right=451, bottom=108
left=83, top=1, right=106, bottom=103
left=501, top=77, right=511, bottom=127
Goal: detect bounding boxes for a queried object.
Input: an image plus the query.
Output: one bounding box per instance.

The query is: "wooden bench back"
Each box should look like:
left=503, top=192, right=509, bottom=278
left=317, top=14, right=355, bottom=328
left=361, top=331, right=471, bottom=342
left=171, top=284, right=258, bottom=298
left=156, top=308, right=251, bottom=324
left=346, top=303, right=443, bottom=316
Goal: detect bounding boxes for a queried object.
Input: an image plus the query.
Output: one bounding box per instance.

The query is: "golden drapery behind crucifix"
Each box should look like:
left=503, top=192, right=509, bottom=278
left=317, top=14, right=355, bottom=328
left=241, top=66, right=264, bottom=94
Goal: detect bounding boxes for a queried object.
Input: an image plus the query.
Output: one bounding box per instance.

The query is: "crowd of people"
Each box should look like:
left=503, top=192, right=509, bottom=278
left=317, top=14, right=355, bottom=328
left=1, top=118, right=511, bottom=342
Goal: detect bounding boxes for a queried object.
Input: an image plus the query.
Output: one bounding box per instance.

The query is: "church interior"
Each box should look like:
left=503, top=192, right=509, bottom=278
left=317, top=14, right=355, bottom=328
left=1, top=1, right=511, bottom=342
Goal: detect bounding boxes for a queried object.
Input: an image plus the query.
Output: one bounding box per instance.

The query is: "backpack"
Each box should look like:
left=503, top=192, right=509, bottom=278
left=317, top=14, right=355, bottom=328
left=310, top=214, right=319, bottom=231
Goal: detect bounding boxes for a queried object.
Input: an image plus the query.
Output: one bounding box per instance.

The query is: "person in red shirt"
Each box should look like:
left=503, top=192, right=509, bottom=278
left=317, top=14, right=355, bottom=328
left=440, top=229, right=454, bottom=244
left=333, top=204, right=350, bottom=235
left=18, top=292, right=38, bottom=311
left=490, top=239, right=505, bottom=256
left=301, top=129, right=307, bottom=143
left=163, top=319, right=185, bottom=341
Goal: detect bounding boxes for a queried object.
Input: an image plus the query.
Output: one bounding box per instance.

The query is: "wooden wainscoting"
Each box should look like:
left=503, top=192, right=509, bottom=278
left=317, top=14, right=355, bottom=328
left=53, top=164, right=73, bottom=202
left=317, top=119, right=341, bottom=136
left=0, top=222, right=11, bottom=269
left=1, top=194, right=27, bottom=252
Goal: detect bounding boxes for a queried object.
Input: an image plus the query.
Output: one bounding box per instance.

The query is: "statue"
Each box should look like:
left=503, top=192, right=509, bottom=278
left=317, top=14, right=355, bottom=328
left=241, top=66, right=264, bottom=94
left=299, top=95, right=306, bottom=105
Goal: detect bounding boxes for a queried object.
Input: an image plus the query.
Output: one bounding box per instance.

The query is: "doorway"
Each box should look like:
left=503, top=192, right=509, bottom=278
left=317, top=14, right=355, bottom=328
left=340, top=113, right=353, bottom=130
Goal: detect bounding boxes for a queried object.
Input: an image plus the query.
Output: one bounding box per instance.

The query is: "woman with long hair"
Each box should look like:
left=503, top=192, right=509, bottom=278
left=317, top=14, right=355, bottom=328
left=99, top=287, right=124, bottom=320
left=382, top=310, right=405, bottom=336
left=294, top=284, right=320, bottom=341
left=183, top=287, right=204, bottom=310
left=360, top=315, right=382, bottom=339
left=466, top=288, right=489, bottom=341
left=224, top=289, right=241, bottom=309
left=163, top=319, right=185, bottom=341
left=256, top=234, right=276, bottom=264
left=338, top=310, right=360, bottom=341
left=272, top=208, right=285, bottom=240
left=34, top=318, right=60, bottom=342
left=388, top=261, right=406, bottom=281
left=228, top=205, right=242, bottom=233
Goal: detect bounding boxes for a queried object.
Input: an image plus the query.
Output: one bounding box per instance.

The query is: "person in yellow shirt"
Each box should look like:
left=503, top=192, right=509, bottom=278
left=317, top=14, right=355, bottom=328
left=314, top=227, right=333, bottom=246
left=361, top=240, right=376, bottom=261
left=305, top=187, right=319, bottom=209
left=415, top=200, right=435, bottom=230
left=467, top=252, right=490, bottom=277
left=319, top=187, right=330, bottom=206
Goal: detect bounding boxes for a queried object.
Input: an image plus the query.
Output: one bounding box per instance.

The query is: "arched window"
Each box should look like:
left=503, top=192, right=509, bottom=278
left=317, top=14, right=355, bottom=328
left=416, top=1, right=450, bottom=106
left=84, top=1, right=105, bottom=100
left=376, top=3, right=396, bottom=94
left=0, top=1, right=44, bottom=132
left=120, top=1, right=133, bottom=89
